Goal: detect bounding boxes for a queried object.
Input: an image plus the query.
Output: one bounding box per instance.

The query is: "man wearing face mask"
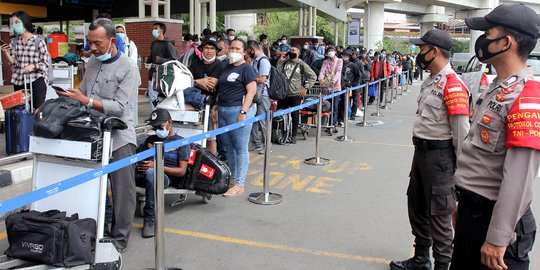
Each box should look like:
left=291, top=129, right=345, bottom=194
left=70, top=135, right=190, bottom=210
left=451, top=4, right=540, bottom=270
left=277, top=45, right=317, bottom=144
left=226, top=28, right=236, bottom=41
left=389, top=29, right=471, bottom=270
left=259, top=34, right=270, bottom=58
left=145, top=22, right=177, bottom=110
left=277, top=35, right=292, bottom=56
left=136, top=108, right=190, bottom=238
left=56, top=18, right=141, bottom=252
left=339, top=50, right=361, bottom=122
left=301, top=41, right=317, bottom=66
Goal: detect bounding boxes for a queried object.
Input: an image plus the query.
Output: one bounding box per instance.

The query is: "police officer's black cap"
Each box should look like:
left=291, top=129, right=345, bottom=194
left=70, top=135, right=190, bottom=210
left=465, top=3, right=540, bottom=39
left=147, top=108, right=171, bottom=127
left=409, top=29, right=452, bottom=51
left=199, top=35, right=222, bottom=51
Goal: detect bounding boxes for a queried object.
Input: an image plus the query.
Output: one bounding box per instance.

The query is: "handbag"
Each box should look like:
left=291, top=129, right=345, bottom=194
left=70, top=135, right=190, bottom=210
left=322, top=59, right=339, bottom=88
left=368, top=84, right=377, bottom=97
left=33, top=97, right=87, bottom=139
left=5, top=210, right=96, bottom=267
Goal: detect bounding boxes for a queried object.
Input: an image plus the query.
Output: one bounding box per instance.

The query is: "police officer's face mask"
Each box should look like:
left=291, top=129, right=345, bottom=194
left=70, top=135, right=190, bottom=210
left=475, top=34, right=511, bottom=62
left=416, top=47, right=435, bottom=70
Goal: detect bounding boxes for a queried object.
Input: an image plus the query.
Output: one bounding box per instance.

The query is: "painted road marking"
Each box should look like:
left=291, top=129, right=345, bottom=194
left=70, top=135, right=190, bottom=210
left=132, top=224, right=392, bottom=265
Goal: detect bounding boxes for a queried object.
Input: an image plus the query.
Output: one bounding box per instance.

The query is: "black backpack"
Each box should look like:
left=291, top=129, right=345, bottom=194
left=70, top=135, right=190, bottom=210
left=267, top=65, right=289, bottom=100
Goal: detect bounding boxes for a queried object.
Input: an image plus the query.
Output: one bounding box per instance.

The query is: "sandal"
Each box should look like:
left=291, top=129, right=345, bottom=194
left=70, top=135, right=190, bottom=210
left=223, top=185, right=244, bottom=197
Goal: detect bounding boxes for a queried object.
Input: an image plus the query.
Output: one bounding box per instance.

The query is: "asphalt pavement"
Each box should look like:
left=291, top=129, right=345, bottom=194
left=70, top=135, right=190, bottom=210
left=1, top=81, right=539, bottom=270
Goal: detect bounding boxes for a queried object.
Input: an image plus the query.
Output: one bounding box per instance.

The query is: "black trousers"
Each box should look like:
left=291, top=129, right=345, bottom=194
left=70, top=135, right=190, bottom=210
left=14, top=76, right=47, bottom=110
left=407, top=138, right=456, bottom=263
left=277, top=95, right=302, bottom=137
left=451, top=189, right=536, bottom=270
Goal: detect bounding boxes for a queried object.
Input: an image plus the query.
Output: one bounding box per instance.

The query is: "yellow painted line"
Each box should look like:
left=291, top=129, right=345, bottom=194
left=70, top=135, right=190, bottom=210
left=133, top=223, right=391, bottom=265
left=321, top=138, right=413, bottom=148
left=0, top=230, right=6, bottom=241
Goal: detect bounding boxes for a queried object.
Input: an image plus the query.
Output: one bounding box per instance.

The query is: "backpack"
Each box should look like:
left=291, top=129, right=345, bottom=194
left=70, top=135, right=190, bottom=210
left=268, top=65, right=290, bottom=100
left=152, top=60, right=193, bottom=99
left=271, top=113, right=292, bottom=145
left=12, top=36, right=54, bottom=84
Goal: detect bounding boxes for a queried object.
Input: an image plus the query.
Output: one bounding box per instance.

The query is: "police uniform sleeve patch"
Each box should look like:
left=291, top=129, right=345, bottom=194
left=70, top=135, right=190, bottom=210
left=443, top=73, right=470, bottom=116
left=507, top=80, right=540, bottom=150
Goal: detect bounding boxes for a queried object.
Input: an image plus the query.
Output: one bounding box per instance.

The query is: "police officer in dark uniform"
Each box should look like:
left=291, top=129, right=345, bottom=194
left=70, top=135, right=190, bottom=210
left=390, top=29, right=470, bottom=270
left=451, top=4, right=540, bottom=270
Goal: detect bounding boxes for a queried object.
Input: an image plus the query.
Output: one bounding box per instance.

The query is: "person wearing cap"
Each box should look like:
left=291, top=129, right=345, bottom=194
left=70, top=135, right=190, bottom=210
left=182, top=35, right=225, bottom=156
left=115, top=24, right=138, bottom=65
left=145, top=22, right=177, bottom=110
left=451, top=4, right=540, bottom=270
left=56, top=18, right=140, bottom=252
left=389, top=29, right=471, bottom=270
left=136, top=109, right=190, bottom=238
left=178, top=33, right=202, bottom=67
left=339, top=49, right=361, bottom=122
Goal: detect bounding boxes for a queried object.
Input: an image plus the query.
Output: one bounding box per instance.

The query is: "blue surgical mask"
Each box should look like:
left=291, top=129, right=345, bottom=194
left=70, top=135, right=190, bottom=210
left=117, top=33, right=126, bottom=40
left=12, top=22, right=25, bottom=35
left=156, top=128, right=168, bottom=139
left=152, top=29, right=160, bottom=38
left=380, top=53, right=386, bottom=59
left=95, top=38, right=113, bottom=62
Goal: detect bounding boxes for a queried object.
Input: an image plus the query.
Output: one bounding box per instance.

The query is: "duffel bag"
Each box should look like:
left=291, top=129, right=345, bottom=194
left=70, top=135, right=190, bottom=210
left=188, top=144, right=231, bottom=194
left=302, top=97, right=331, bottom=113
left=33, top=97, right=86, bottom=138
left=4, top=209, right=96, bottom=267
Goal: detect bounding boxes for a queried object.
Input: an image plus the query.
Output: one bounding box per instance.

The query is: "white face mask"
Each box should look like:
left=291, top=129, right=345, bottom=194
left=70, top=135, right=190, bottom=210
left=218, top=55, right=228, bottom=61
left=203, top=55, right=216, bottom=63
left=228, top=52, right=243, bottom=64
left=228, top=35, right=235, bottom=41
left=328, top=51, right=336, bottom=58
left=303, top=45, right=309, bottom=50
left=281, top=40, right=287, bottom=45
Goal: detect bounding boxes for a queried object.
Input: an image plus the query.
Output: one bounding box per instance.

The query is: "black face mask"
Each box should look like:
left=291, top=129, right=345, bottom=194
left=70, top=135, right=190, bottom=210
left=249, top=51, right=255, bottom=59
left=287, top=51, right=298, bottom=59
left=475, top=34, right=510, bottom=62
left=416, top=48, right=435, bottom=70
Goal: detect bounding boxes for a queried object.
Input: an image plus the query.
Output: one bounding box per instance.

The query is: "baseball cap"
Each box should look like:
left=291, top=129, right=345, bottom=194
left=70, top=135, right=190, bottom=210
left=409, top=29, right=453, bottom=51
left=342, top=50, right=353, bottom=56
left=147, top=108, right=171, bottom=127
left=199, top=35, right=221, bottom=51
left=465, top=3, right=540, bottom=39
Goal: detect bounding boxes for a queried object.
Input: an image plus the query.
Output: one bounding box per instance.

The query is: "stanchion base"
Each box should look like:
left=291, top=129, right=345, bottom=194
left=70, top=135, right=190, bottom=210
left=335, top=136, right=354, bottom=142
left=304, top=157, right=330, bottom=166
left=147, top=267, right=183, bottom=270
left=248, top=192, right=283, bottom=205
left=371, top=112, right=384, bottom=117
left=356, top=122, right=373, bottom=127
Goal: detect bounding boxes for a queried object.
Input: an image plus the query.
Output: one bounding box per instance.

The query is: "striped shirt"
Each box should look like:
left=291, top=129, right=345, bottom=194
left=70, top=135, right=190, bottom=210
left=8, top=35, right=51, bottom=85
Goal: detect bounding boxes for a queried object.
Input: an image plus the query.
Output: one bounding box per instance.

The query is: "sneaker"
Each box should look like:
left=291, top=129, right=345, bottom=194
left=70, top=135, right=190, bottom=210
left=142, top=222, right=155, bottom=238
left=249, top=146, right=263, bottom=152
left=258, top=148, right=265, bottom=155
left=223, top=185, right=244, bottom=197
left=290, top=137, right=297, bottom=144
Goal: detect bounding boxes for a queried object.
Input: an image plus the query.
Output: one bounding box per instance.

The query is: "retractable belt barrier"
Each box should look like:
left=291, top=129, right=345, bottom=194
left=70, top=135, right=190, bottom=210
left=0, top=74, right=400, bottom=216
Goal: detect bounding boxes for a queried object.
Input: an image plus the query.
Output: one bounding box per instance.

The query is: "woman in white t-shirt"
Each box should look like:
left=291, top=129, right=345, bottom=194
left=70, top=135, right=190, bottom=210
left=115, top=24, right=138, bottom=65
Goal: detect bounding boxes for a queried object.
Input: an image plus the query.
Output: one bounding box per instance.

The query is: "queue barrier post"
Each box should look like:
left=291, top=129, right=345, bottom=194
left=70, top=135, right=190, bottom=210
left=371, top=80, right=384, bottom=117
left=152, top=142, right=182, bottom=270
left=305, top=94, right=330, bottom=166
left=356, top=82, right=384, bottom=127
left=388, top=75, right=396, bottom=103
left=336, top=88, right=353, bottom=142
left=399, top=71, right=406, bottom=96
left=394, top=74, right=401, bottom=100
left=249, top=111, right=283, bottom=205
left=381, top=78, right=390, bottom=109
left=405, top=71, right=410, bottom=93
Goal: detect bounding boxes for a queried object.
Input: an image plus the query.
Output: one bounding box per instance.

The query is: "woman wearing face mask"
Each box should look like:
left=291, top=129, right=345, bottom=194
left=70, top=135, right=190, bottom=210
left=318, top=46, right=344, bottom=126
left=115, top=24, right=138, bottom=65
left=1, top=10, right=51, bottom=110
left=213, top=38, right=258, bottom=197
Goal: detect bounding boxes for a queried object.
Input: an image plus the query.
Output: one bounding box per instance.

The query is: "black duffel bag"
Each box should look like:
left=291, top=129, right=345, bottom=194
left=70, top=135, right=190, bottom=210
left=302, top=97, right=331, bottom=112
left=59, top=110, right=107, bottom=142
left=33, top=97, right=86, bottom=138
left=4, top=210, right=96, bottom=267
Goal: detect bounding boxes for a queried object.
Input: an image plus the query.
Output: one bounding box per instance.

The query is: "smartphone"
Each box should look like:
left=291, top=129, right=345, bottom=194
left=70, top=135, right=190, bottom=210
left=0, top=39, right=6, bottom=46
left=52, top=85, right=69, bottom=92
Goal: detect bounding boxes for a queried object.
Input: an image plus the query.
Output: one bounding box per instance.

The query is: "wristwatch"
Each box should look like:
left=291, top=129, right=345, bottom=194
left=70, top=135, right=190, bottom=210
left=239, top=110, right=247, bottom=115
left=87, top=97, right=94, bottom=110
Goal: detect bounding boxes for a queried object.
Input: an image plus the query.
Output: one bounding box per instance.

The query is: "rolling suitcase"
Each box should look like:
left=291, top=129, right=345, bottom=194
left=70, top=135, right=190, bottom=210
left=5, top=75, right=34, bottom=155
left=188, top=144, right=231, bottom=194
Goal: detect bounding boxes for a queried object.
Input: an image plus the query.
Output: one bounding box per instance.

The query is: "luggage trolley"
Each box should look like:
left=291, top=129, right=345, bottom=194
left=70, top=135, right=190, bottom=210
left=299, top=85, right=337, bottom=138
left=0, top=119, right=126, bottom=270
left=135, top=100, right=214, bottom=217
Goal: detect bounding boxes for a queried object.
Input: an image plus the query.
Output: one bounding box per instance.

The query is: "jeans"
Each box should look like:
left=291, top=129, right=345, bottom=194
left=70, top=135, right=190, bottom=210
left=218, top=105, right=256, bottom=186
left=135, top=168, right=170, bottom=223
left=147, top=80, right=158, bottom=110
left=332, top=94, right=340, bottom=125
left=250, top=92, right=270, bottom=148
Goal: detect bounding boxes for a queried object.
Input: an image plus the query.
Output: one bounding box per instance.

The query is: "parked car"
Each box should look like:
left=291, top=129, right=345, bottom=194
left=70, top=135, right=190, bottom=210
left=460, top=52, right=540, bottom=103
left=450, top=53, right=473, bottom=74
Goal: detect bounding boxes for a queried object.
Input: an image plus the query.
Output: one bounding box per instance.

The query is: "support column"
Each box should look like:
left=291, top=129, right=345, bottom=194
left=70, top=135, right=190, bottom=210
left=201, top=2, right=208, bottom=30
left=308, top=6, right=314, bottom=36
left=313, top=8, right=317, bottom=36
left=468, top=0, right=498, bottom=53
left=303, top=8, right=309, bottom=36
left=342, top=21, right=347, bottom=47
left=138, top=0, right=145, bottom=18
left=334, top=21, right=339, bottom=46
left=164, top=0, right=171, bottom=19
left=194, top=0, right=201, bottom=35
left=190, top=0, right=195, bottom=34
left=209, top=0, right=216, bottom=31
left=420, top=22, right=434, bottom=36
left=151, top=0, right=159, bottom=19
left=298, top=8, right=304, bottom=36
left=365, top=1, right=384, bottom=50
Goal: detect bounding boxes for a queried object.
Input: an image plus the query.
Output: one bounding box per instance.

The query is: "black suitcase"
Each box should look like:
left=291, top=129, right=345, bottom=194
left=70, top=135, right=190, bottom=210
left=188, top=144, right=231, bottom=194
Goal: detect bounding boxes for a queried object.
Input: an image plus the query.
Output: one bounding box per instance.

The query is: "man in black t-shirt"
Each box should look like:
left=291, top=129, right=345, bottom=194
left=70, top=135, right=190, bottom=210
left=184, top=36, right=225, bottom=155
left=136, top=109, right=190, bottom=238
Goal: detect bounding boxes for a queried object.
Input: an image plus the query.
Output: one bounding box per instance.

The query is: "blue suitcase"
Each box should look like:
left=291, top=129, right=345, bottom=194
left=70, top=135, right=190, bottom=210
left=5, top=106, right=34, bottom=155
